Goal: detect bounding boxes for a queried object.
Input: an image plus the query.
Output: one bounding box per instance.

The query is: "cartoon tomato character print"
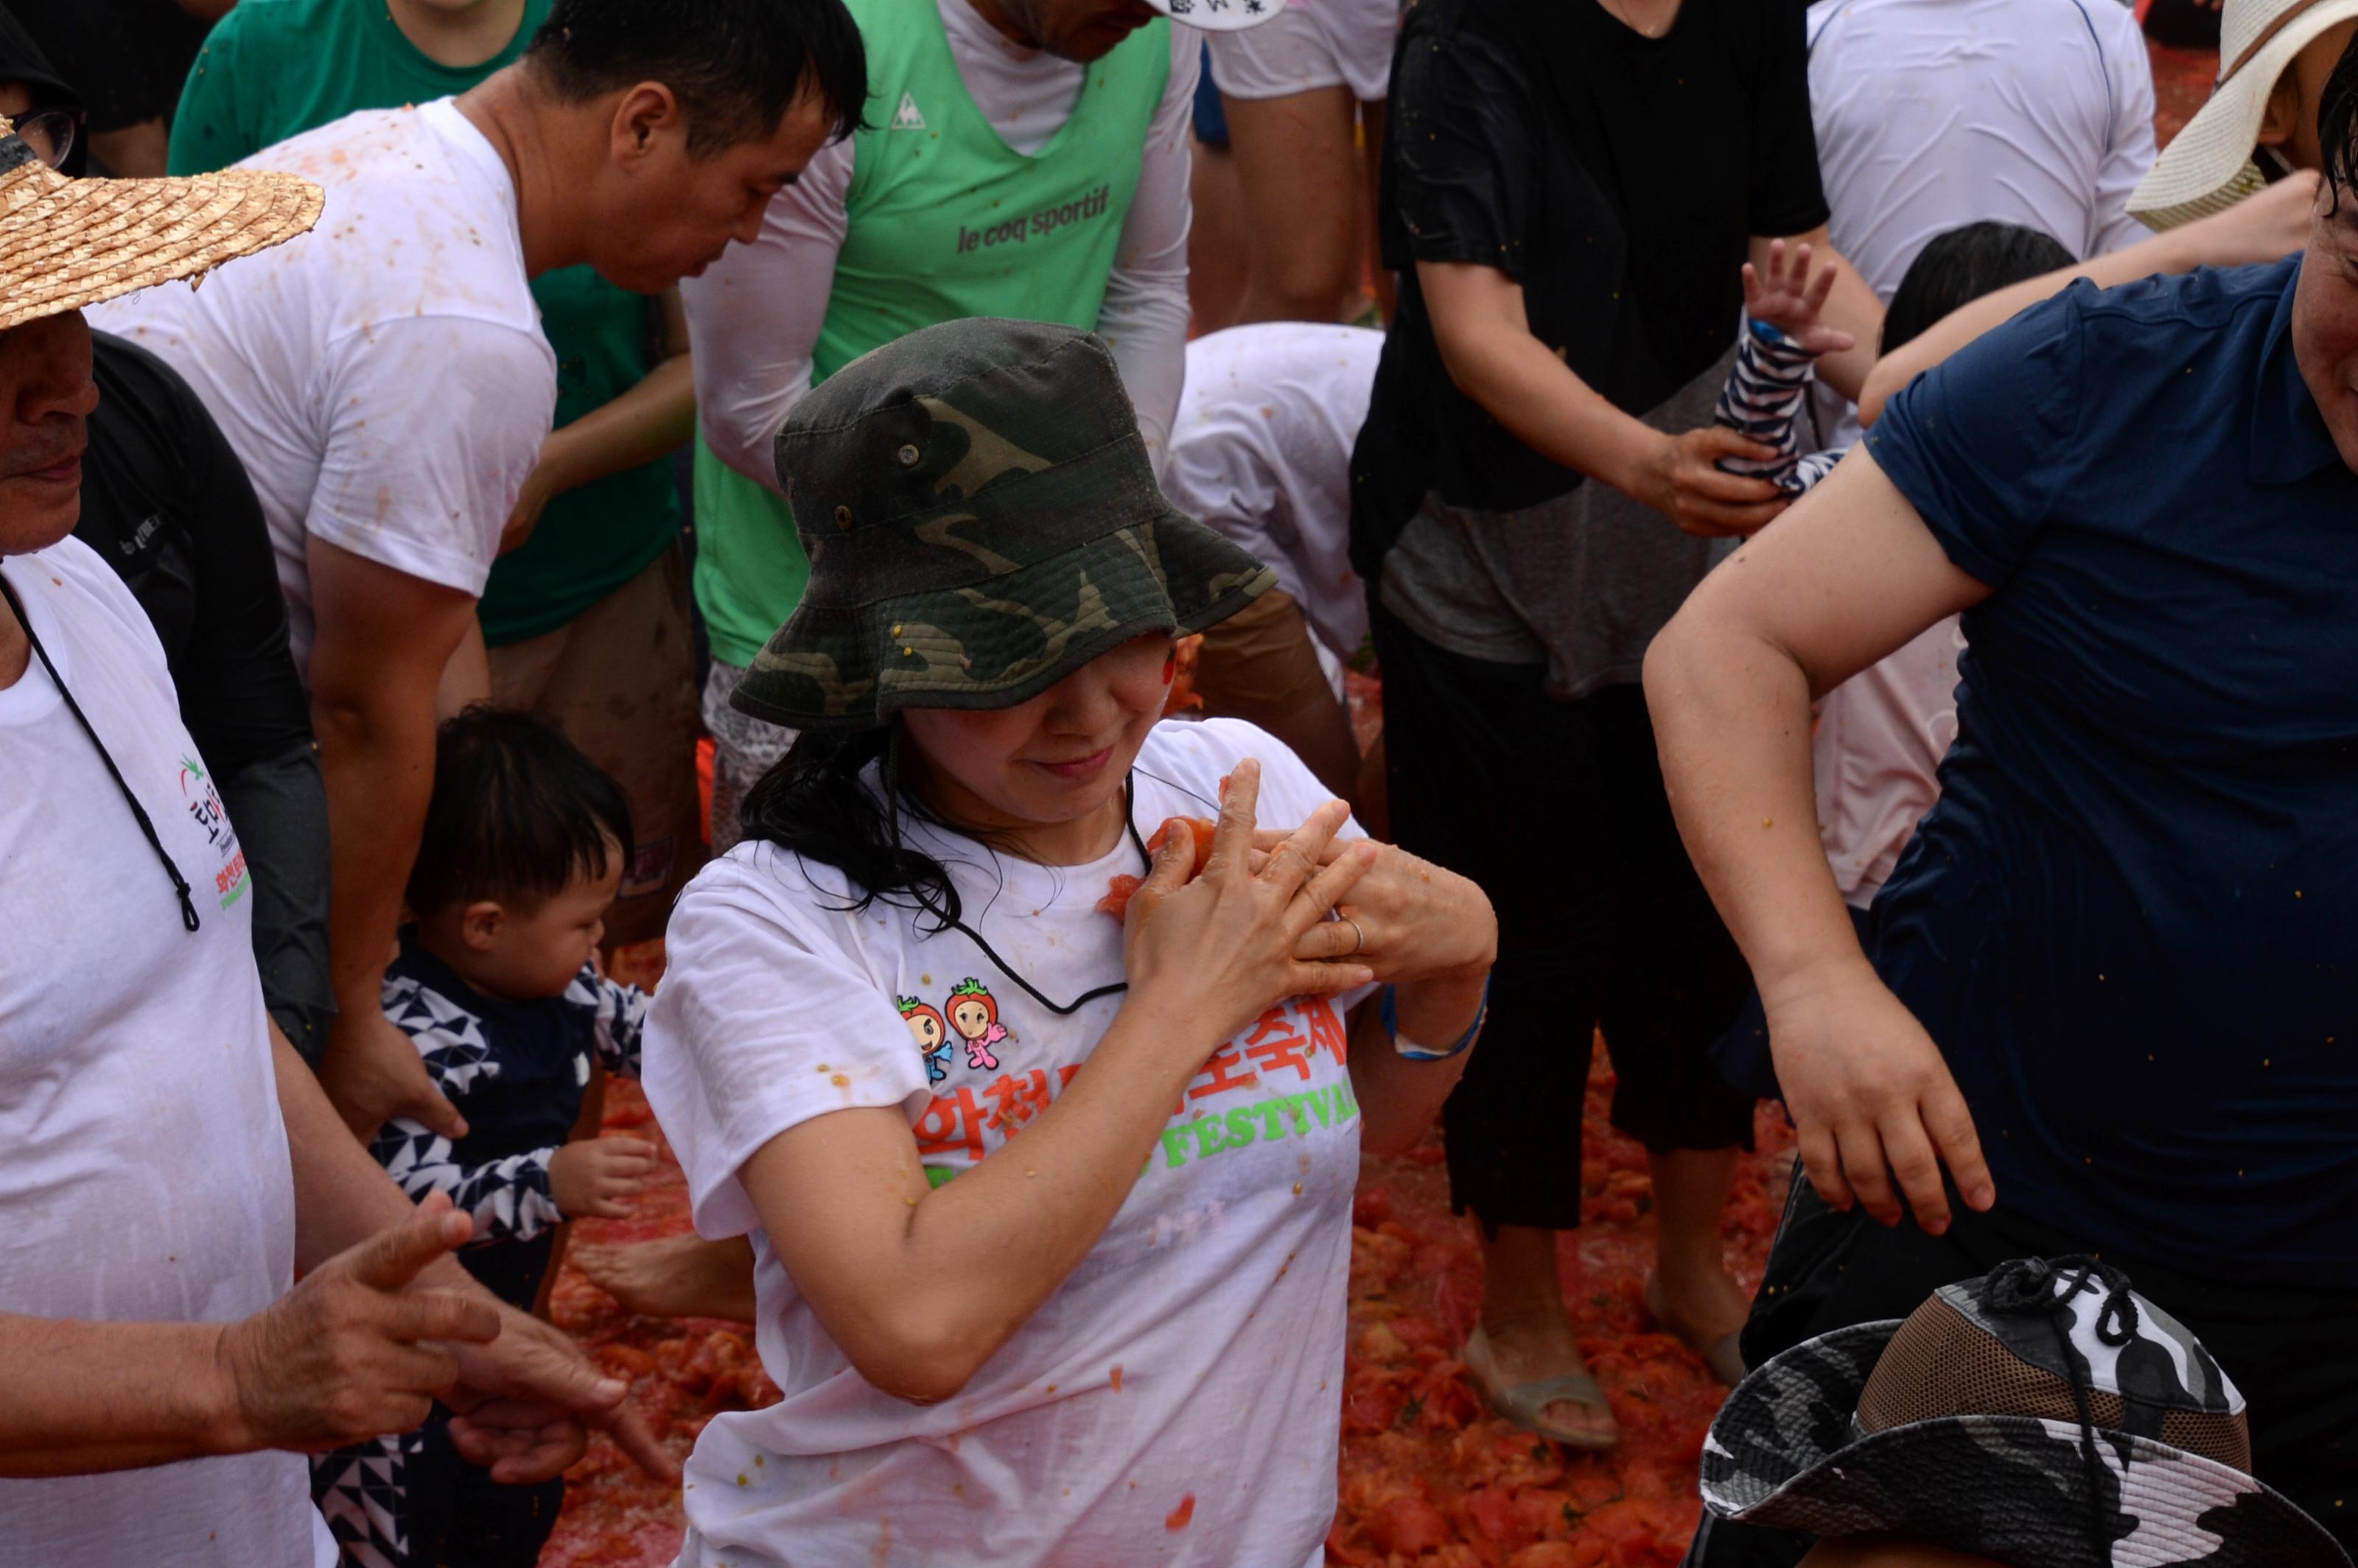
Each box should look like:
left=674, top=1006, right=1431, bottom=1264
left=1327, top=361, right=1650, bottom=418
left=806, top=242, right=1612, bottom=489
left=946, top=978, right=1008, bottom=1071
left=899, top=995, right=951, bottom=1084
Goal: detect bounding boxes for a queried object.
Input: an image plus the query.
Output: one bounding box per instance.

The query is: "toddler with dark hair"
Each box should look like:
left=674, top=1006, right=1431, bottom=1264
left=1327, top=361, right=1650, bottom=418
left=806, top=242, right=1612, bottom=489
left=312, top=706, right=657, bottom=1568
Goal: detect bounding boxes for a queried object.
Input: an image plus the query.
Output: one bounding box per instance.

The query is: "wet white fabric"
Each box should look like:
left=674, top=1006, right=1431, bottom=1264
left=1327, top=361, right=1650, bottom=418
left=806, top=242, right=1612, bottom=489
left=682, top=0, right=1196, bottom=483
left=0, top=539, right=312, bottom=1566
left=89, top=100, right=556, bottom=675
left=646, top=720, right=1368, bottom=1568
left=1813, top=615, right=1965, bottom=906
left=1205, top=0, right=1397, bottom=102
left=1164, top=323, right=1381, bottom=663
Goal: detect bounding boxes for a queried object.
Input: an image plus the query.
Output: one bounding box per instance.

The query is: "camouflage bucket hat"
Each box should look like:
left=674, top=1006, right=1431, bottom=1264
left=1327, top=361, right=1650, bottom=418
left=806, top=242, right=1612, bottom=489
left=1700, top=1258, right=2351, bottom=1568
left=733, top=318, right=1277, bottom=730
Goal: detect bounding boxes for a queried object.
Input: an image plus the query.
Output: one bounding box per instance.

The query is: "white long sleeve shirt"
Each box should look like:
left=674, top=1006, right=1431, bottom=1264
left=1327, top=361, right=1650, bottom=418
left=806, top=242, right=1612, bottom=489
left=683, top=0, right=1197, bottom=487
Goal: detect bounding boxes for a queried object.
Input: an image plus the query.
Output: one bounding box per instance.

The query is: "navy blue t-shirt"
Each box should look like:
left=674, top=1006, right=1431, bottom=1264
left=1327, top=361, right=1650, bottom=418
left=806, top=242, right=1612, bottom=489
left=1863, top=255, right=2358, bottom=1287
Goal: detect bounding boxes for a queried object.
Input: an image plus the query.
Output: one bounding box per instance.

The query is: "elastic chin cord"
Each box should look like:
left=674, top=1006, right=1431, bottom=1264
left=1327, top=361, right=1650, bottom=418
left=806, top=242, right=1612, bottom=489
left=0, top=575, right=200, bottom=934
left=1981, top=1256, right=2140, bottom=1565
left=904, top=768, right=1150, bottom=1018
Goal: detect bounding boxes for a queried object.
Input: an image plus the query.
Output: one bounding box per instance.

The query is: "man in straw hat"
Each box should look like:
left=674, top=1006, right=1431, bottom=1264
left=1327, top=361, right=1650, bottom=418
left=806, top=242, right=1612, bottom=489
left=2129, top=0, right=2358, bottom=231
left=90, top=0, right=870, bottom=1152
left=1691, top=1257, right=2353, bottom=1568
left=0, top=120, right=671, bottom=1564
left=1648, top=34, right=2358, bottom=1568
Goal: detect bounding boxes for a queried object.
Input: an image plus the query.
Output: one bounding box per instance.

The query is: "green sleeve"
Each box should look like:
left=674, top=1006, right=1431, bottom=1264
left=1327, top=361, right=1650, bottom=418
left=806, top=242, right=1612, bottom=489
left=168, top=23, right=259, bottom=175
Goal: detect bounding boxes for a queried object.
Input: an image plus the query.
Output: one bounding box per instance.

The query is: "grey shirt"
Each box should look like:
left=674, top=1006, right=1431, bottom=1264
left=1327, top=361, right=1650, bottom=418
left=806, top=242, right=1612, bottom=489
left=1379, top=346, right=1738, bottom=701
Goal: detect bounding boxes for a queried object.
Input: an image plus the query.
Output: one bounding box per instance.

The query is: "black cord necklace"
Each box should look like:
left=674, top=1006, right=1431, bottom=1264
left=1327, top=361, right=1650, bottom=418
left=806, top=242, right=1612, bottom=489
left=906, top=771, right=1151, bottom=1018
left=0, top=573, right=200, bottom=933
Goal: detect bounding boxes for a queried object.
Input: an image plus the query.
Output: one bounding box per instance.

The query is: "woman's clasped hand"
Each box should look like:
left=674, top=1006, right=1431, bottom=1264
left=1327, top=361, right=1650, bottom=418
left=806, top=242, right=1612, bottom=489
left=1120, top=757, right=1379, bottom=1047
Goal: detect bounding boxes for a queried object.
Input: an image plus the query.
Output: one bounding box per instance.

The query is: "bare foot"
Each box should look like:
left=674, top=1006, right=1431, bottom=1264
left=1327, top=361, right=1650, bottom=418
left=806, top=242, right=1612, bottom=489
left=1472, top=1309, right=1619, bottom=1447
left=574, top=1234, right=758, bottom=1323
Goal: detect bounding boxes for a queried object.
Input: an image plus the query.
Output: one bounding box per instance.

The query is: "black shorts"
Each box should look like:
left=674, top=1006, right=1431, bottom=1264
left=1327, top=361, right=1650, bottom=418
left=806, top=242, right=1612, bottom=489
left=1683, top=1178, right=2358, bottom=1565
left=1372, top=601, right=1754, bottom=1231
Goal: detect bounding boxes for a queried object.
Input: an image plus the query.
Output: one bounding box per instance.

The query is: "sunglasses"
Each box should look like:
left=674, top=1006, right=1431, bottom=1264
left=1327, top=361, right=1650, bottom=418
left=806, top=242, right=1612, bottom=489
left=10, top=108, right=83, bottom=172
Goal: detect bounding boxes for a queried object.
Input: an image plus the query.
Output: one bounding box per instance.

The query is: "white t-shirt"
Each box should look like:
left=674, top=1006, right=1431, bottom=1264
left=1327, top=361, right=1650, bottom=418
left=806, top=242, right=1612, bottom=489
left=0, top=539, right=320, bottom=1567
left=1814, top=615, right=1965, bottom=906
left=682, top=0, right=1197, bottom=484
left=1165, top=323, right=1380, bottom=665
left=646, top=720, right=1360, bottom=1568
left=1801, top=0, right=2154, bottom=905
left=88, top=100, right=556, bottom=675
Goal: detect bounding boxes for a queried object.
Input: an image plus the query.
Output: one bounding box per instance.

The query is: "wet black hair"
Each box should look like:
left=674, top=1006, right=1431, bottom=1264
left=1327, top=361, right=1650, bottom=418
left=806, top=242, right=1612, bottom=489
left=736, top=726, right=968, bottom=931
left=406, top=706, right=634, bottom=917
left=2323, top=27, right=2358, bottom=217
left=1883, top=222, right=2079, bottom=356
left=526, top=0, right=870, bottom=155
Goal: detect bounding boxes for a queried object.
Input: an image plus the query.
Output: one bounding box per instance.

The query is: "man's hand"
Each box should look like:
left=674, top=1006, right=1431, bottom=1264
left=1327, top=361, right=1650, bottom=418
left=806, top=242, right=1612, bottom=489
left=498, top=467, right=554, bottom=557
left=1629, top=427, right=1791, bottom=538
left=444, top=1308, right=678, bottom=1485
left=550, top=1136, right=660, bottom=1221
left=318, top=1007, right=467, bottom=1142
left=1763, top=959, right=1995, bottom=1234
left=214, top=1196, right=500, bottom=1454
left=1743, top=239, right=1860, bottom=357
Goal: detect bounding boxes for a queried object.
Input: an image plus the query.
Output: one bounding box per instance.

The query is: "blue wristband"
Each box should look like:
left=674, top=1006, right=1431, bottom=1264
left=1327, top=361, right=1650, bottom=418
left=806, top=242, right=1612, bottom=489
left=1746, top=315, right=1789, bottom=344
left=1380, top=978, right=1491, bottom=1062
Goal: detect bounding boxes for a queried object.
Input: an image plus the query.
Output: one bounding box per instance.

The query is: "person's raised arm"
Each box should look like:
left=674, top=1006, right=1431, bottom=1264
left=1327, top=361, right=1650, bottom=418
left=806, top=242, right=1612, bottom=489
left=1858, top=171, right=2321, bottom=424
left=1749, top=227, right=1882, bottom=402
left=1642, top=450, right=1993, bottom=1232
left=1419, top=260, right=1788, bottom=537
left=679, top=147, right=850, bottom=491
left=306, top=540, right=477, bottom=1142
left=735, top=763, right=1376, bottom=1405
left=500, top=290, right=697, bottom=555
left=1096, top=30, right=1197, bottom=475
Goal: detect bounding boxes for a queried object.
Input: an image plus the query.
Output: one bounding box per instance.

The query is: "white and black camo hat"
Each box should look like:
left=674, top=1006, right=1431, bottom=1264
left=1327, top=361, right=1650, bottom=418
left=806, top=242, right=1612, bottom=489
left=1700, top=1257, right=2351, bottom=1568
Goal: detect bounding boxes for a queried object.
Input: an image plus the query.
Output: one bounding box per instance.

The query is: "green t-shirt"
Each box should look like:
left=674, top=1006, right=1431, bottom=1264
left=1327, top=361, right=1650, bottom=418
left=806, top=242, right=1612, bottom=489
left=690, top=0, right=1169, bottom=669
left=170, top=0, right=682, bottom=646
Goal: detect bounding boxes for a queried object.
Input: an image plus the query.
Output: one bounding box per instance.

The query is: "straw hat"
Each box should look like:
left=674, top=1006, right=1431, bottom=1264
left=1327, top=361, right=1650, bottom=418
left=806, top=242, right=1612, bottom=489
left=0, top=116, right=321, bottom=335
left=2129, top=0, right=2358, bottom=229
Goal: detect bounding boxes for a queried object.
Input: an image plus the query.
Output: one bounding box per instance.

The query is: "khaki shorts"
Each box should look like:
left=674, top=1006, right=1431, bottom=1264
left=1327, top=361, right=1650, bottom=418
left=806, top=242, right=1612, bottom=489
left=1193, top=588, right=1337, bottom=719
left=489, top=544, right=707, bottom=945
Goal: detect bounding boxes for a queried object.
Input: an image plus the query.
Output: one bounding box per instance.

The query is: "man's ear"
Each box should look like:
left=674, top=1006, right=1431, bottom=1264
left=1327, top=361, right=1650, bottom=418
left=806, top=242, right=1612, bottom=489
left=2259, top=69, right=2304, bottom=149
left=460, top=900, right=506, bottom=953
left=612, top=81, right=685, bottom=164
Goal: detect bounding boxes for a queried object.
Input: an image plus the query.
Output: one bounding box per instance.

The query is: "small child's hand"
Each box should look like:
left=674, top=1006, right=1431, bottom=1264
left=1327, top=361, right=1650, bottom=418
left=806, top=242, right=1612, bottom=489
left=1742, top=239, right=1859, bottom=357
left=550, top=1135, right=660, bottom=1220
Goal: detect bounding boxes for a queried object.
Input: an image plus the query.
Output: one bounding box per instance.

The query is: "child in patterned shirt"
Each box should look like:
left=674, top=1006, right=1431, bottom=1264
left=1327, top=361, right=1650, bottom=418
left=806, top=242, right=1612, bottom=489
left=312, top=706, right=657, bottom=1568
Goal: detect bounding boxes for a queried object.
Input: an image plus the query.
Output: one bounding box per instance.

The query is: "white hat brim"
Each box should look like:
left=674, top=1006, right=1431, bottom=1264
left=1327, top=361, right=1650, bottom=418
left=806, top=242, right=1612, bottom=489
left=2130, top=1, right=2358, bottom=228
left=1147, top=0, right=1290, bottom=32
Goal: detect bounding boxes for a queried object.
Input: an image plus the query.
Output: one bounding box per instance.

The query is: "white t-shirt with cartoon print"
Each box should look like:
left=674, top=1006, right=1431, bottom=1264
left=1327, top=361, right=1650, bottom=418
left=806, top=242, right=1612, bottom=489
left=644, top=719, right=1361, bottom=1568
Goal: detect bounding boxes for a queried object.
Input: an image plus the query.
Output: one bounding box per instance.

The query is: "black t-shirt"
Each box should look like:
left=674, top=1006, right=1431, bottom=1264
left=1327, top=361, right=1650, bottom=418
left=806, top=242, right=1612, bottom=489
left=77, top=332, right=333, bottom=1057
left=78, top=332, right=312, bottom=776
left=1350, top=0, right=1830, bottom=576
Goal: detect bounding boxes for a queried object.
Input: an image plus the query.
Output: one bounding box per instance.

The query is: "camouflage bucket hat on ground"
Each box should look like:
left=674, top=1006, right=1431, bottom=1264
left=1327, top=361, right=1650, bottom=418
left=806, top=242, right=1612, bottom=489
left=732, top=318, right=1276, bottom=730
left=1700, top=1257, right=2351, bottom=1568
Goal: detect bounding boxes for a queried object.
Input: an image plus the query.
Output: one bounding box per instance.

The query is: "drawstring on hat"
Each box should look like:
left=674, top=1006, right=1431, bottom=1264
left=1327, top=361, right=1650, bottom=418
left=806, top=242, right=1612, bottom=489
left=1981, top=1255, right=2141, bottom=1564
left=0, top=575, right=200, bottom=934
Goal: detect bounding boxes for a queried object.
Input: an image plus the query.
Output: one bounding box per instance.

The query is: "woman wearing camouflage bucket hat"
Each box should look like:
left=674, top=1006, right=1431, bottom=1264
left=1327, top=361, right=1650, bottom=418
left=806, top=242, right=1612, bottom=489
left=1689, top=1257, right=2353, bottom=1568
left=637, top=317, right=1498, bottom=1568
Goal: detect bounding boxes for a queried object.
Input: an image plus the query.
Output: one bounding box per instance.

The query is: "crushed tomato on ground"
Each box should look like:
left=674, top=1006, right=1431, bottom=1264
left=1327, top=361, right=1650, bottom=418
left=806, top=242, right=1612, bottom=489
left=542, top=940, right=1796, bottom=1567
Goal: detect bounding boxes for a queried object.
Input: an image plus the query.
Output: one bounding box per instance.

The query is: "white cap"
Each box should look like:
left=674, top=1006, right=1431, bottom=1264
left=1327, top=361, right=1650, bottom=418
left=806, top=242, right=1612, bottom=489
left=2129, top=0, right=2358, bottom=228
left=1144, top=0, right=1290, bottom=32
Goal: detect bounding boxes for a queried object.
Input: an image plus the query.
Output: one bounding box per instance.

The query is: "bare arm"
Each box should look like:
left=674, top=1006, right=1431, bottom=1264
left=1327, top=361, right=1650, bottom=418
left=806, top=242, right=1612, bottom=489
left=502, top=293, right=696, bottom=554
left=1750, top=226, right=1882, bottom=402
left=1859, top=172, right=2321, bottom=424
left=306, top=541, right=477, bottom=1141
left=1418, top=259, right=1787, bottom=536
left=1642, top=450, right=1994, bottom=1231
left=738, top=767, right=1376, bottom=1405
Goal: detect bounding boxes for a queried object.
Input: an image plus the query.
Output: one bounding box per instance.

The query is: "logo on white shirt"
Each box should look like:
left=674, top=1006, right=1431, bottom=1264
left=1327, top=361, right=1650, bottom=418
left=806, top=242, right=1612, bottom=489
left=892, top=93, right=927, bottom=131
